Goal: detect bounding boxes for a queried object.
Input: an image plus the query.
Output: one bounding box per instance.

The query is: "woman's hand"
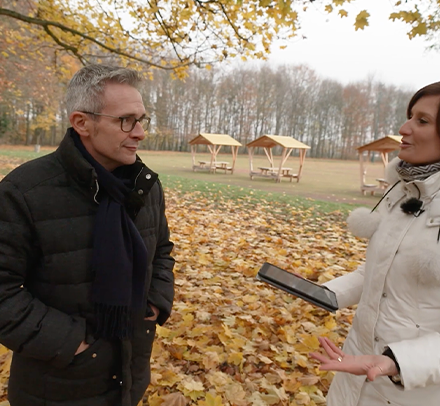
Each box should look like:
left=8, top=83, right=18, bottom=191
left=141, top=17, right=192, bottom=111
left=309, top=337, right=399, bottom=381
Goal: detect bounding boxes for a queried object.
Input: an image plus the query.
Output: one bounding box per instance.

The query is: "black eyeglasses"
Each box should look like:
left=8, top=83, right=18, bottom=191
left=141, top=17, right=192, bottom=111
left=81, top=111, right=151, bottom=132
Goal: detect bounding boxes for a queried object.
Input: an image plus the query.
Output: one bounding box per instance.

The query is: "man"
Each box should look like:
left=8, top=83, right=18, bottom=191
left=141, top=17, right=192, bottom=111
left=0, top=64, right=175, bottom=406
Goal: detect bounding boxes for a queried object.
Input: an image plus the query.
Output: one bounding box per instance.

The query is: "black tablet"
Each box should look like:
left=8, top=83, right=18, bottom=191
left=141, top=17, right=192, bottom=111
left=256, top=262, right=338, bottom=312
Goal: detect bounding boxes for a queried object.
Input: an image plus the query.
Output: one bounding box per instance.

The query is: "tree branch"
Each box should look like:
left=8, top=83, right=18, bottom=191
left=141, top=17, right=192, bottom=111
left=0, top=7, right=192, bottom=70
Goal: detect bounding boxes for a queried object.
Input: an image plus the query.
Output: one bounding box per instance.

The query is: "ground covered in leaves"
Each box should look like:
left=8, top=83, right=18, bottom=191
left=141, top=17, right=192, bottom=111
left=0, top=172, right=366, bottom=406
left=144, top=184, right=365, bottom=406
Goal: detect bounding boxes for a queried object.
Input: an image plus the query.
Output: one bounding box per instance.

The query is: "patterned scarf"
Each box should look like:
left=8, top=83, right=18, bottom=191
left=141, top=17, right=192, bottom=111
left=397, top=160, right=440, bottom=182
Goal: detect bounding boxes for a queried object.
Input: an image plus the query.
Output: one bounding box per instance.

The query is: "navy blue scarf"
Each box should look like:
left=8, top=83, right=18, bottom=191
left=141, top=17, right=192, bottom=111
left=73, top=132, right=147, bottom=339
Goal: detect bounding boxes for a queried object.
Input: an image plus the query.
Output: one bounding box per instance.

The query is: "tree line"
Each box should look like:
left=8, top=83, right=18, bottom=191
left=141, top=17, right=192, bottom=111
left=0, top=59, right=413, bottom=159
left=144, top=64, right=413, bottom=159
left=0, top=1, right=423, bottom=160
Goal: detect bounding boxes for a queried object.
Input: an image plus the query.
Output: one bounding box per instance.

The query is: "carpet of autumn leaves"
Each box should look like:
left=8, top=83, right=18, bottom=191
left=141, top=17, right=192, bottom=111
left=143, top=185, right=366, bottom=406
left=0, top=167, right=367, bottom=406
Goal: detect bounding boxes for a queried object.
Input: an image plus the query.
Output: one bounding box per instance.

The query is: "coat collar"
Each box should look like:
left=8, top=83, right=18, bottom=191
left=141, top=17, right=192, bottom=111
left=56, top=128, right=158, bottom=197
left=385, top=157, right=440, bottom=199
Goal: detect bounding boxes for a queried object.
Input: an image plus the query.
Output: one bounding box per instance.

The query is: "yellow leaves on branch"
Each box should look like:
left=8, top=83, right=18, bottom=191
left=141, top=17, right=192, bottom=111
left=1, top=0, right=301, bottom=71
left=326, top=1, right=434, bottom=40
left=332, top=0, right=350, bottom=5
left=390, top=10, right=428, bottom=38
left=2, top=0, right=438, bottom=75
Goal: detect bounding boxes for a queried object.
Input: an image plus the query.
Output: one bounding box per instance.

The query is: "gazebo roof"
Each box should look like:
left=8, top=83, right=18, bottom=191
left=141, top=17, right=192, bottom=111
left=188, top=133, right=242, bottom=147
left=357, top=135, right=402, bottom=153
left=246, top=135, right=310, bottom=149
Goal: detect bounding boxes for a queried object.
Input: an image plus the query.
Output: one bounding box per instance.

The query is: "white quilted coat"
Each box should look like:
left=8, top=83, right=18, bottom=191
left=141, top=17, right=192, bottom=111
left=324, top=158, right=440, bottom=406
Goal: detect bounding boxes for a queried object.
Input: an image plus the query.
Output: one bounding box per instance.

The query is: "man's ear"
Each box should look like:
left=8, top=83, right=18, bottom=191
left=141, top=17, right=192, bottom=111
left=69, top=111, right=92, bottom=137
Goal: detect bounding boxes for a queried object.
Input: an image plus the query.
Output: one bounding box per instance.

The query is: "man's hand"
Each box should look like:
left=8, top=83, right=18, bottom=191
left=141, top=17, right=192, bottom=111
left=309, top=336, right=399, bottom=381
left=75, top=340, right=90, bottom=355
left=144, top=304, right=159, bottom=321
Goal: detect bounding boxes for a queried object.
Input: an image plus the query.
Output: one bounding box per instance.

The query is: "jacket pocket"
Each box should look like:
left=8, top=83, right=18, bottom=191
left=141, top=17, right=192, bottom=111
left=70, top=337, right=102, bottom=365
left=44, top=339, right=122, bottom=401
left=131, top=320, right=156, bottom=375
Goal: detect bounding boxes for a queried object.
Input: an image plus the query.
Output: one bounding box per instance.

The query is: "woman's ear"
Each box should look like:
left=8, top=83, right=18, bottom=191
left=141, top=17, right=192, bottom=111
left=69, top=111, right=91, bottom=137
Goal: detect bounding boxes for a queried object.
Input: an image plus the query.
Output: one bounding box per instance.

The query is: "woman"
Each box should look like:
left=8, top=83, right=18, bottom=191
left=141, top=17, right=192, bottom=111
left=310, top=82, right=440, bottom=406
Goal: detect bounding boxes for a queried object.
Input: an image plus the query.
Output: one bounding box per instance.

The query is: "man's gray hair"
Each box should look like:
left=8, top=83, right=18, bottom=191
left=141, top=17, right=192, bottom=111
left=66, top=64, right=143, bottom=116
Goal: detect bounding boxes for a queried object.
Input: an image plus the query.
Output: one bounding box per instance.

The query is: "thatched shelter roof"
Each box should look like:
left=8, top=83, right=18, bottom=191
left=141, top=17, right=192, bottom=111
left=357, top=135, right=402, bottom=153
left=189, top=133, right=242, bottom=147
left=246, top=135, right=310, bottom=149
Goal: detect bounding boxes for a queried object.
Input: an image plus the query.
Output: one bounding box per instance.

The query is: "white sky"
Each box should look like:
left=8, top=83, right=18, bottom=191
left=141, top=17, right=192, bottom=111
left=267, top=0, right=440, bottom=91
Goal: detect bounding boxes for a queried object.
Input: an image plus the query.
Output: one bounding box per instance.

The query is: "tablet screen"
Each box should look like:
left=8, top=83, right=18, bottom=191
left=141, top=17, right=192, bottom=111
left=257, top=262, right=338, bottom=311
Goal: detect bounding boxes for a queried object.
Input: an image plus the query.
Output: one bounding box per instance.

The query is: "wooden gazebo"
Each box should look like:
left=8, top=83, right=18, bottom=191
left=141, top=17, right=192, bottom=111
left=188, top=133, right=242, bottom=174
left=247, top=135, right=310, bottom=182
left=357, top=135, right=402, bottom=195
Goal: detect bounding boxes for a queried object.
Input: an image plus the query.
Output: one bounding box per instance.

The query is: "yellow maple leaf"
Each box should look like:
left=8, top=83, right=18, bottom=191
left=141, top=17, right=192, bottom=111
left=183, top=313, right=194, bottom=323
left=338, top=9, right=348, bottom=18
left=203, top=351, right=220, bottom=369
left=160, top=392, right=188, bottom=406
left=324, top=316, right=337, bottom=330
left=227, top=351, right=244, bottom=366
left=158, top=370, right=182, bottom=387
left=295, top=391, right=311, bottom=405
left=157, top=325, right=172, bottom=338
left=147, top=393, right=163, bottom=406
left=354, top=10, right=370, bottom=31
left=410, top=22, right=427, bottom=38
left=297, top=335, right=320, bottom=352
left=204, top=393, right=223, bottom=406
left=295, top=354, right=309, bottom=368
left=179, top=379, right=205, bottom=401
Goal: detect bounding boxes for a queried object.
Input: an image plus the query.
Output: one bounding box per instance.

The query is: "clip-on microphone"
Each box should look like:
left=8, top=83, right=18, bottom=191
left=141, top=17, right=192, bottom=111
left=400, top=197, right=424, bottom=217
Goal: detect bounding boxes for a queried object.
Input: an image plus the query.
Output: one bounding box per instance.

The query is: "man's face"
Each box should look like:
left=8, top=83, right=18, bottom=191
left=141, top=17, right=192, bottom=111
left=82, top=83, right=146, bottom=171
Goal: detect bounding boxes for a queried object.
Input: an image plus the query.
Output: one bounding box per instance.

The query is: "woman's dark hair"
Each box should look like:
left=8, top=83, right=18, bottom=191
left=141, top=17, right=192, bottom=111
left=407, top=82, right=440, bottom=135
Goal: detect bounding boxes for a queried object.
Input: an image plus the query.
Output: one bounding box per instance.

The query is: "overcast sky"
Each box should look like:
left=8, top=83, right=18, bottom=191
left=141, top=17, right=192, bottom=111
left=267, top=0, right=440, bottom=91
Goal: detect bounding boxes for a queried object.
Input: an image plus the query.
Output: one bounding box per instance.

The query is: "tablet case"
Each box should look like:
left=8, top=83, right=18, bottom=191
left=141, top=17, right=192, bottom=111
left=256, top=262, right=338, bottom=312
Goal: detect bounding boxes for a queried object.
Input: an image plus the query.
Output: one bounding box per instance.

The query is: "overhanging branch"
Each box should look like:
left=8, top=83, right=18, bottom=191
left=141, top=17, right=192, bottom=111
left=0, top=7, right=191, bottom=70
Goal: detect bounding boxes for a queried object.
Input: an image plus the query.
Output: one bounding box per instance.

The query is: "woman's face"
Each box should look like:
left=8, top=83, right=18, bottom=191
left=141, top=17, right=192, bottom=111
left=398, top=95, right=440, bottom=165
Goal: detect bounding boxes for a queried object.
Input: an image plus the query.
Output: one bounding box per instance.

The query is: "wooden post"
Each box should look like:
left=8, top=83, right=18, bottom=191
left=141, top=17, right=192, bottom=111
left=248, top=147, right=254, bottom=179
left=297, top=149, right=307, bottom=181
left=359, top=150, right=364, bottom=192
left=231, top=146, right=238, bottom=174
left=264, top=147, right=274, bottom=168
left=276, top=147, right=289, bottom=182
left=207, top=145, right=215, bottom=172
left=191, top=144, right=196, bottom=171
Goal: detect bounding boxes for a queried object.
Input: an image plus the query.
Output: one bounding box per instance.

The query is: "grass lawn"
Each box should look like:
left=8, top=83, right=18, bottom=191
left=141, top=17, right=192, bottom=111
left=137, top=151, right=384, bottom=206
left=0, top=145, right=385, bottom=209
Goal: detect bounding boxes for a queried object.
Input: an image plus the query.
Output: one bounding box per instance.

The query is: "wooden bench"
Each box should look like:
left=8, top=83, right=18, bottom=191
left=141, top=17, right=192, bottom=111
left=361, top=183, right=382, bottom=196
left=193, top=161, right=232, bottom=173
left=213, top=161, right=232, bottom=173
left=376, top=178, right=389, bottom=189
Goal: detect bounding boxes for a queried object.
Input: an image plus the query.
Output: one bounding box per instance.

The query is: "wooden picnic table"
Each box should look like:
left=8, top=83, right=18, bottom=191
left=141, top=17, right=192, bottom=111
left=197, top=160, right=232, bottom=173
left=198, top=160, right=211, bottom=168
left=214, top=161, right=229, bottom=169
left=258, top=167, right=292, bottom=176
left=376, top=178, right=389, bottom=189
left=361, top=179, right=389, bottom=196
